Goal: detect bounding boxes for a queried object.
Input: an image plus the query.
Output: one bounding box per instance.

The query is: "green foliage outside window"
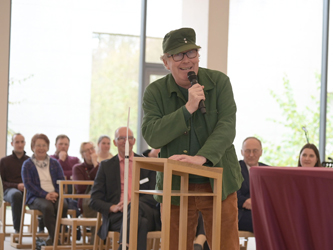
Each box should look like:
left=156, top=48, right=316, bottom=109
left=259, top=74, right=333, bottom=166
left=90, top=34, right=140, bottom=155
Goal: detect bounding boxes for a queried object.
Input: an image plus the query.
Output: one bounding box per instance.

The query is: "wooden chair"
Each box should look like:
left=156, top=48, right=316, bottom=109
left=52, top=180, right=97, bottom=250
left=93, top=212, right=161, bottom=250
left=93, top=212, right=119, bottom=250
left=1, top=201, right=32, bottom=236
left=238, top=230, right=254, bottom=250
left=10, top=188, right=48, bottom=249
left=1, top=201, right=13, bottom=236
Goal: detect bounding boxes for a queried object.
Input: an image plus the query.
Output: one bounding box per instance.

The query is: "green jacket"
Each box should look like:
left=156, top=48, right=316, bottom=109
left=142, top=67, right=243, bottom=204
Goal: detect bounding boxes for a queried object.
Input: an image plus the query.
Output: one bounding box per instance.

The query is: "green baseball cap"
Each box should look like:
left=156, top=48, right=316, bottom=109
left=163, top=27, right=201, bottom=55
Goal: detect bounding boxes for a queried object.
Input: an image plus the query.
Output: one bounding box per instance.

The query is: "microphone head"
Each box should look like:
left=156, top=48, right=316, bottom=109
left=187, top=71, right=197, bottom=84
left=302, top=126, right=308, bottom=133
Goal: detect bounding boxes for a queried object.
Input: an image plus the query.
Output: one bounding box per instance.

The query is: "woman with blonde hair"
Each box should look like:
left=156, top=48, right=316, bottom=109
left=96, top=135, right=113, bottom=162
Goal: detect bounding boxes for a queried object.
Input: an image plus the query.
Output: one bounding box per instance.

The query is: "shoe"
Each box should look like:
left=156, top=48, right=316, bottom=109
left=194, top=243, right=203, bottom=250
left=45, top=237, right=53, bottom=246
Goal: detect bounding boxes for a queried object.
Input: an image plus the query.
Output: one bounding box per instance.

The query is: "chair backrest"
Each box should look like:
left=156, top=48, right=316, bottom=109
left=57, top=180, right=94, bottom=200
left=55, top=180, right=94, bottom=219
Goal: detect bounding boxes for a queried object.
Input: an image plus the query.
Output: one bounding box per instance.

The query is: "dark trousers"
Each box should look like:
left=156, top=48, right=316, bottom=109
left=4, top=188, right=23, bottom=232
left=108, top=201, right=155, bottom=250
left=238, top=209, right=253, bottom=232
left=29, top=198, right=68, bottom=241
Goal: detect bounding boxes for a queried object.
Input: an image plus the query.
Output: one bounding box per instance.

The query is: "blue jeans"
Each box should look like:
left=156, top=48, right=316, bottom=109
left=4, top=188, right=23, bottom=232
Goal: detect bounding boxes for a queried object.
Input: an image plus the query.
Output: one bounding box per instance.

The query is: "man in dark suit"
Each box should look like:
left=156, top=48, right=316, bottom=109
left=237, top=137, right=267, bottom=232
left=90, top=127, right=160, bottom=250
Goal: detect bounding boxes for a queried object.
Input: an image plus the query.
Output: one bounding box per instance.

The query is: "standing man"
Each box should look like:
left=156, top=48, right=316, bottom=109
left=50, top=135, right=80, bottom=191
left=0, top=133, right=29, bottom=233
left=142, top=27, right=243, bottom=250
left=90, top=127, right=160, bottom=250
left=238, top=137, right=267, bottom=232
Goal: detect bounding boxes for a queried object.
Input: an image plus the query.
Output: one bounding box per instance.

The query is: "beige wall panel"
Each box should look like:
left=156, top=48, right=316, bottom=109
left=0, top=0, right=10, bottom=158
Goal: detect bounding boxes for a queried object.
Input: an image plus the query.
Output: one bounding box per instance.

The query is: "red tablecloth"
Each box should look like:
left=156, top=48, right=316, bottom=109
left=250, top=166, right=333, bottom=250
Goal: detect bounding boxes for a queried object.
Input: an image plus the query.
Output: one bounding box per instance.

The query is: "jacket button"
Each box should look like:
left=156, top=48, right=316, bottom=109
left=184, top=131, right=188, bottom=135
left=183, top=150, right=188, bottom=154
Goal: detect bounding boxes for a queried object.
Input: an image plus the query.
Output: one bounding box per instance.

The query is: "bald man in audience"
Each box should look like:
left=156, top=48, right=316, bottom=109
left=0, top=133, right=29, bottom=233
left=90, top=127, right=160, bottom=250
left=237, top=137, right=268, bottom=232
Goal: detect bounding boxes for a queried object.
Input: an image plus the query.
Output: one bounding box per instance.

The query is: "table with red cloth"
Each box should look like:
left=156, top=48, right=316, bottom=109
left=250, top=166, right=333, bottom=250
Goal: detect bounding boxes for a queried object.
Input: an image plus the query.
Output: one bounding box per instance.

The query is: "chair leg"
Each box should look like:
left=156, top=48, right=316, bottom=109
left=146, top=238, right=153, bottom=250
left=1, top=203, right=6, bottom=236
left=32, top=212, right=39, bottom=250
left=112, top=232, right=119, bottom=250
left=0, top=233, right=4, bottom=250
left=152, top=238, right=160, bottom=250
left=72, top=221, right=78, bottom=250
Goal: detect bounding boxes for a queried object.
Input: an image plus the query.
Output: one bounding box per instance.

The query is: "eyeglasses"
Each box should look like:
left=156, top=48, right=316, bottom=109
left=243, top=149, right=261, bottom=155
left=35, top=144, right=48, bottom=149
left=167, top=49, right=198, bottom=62
left=84, top=147, right=95, bottom=153
left=116, top=136, right=134, bottom=142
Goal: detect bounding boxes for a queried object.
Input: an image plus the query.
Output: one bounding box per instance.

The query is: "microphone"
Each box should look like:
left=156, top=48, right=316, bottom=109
left=302, top=126, right=309, bottom=143
left=187, top=71, right=206, bottom=114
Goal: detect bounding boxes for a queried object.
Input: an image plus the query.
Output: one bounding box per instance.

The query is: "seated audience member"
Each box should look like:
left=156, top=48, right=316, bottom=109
left=96, top=135, right=113, bottom=162
left=72, top=141, right=99, bottom=216
left=50, top=134, right=80, bottom=183
left=237, top=137, right=268, bottom=233
left=72, top=141, right=99, bottom=243
left=298, top=143, right=322, bottom=167
left=0, top=133, right=29, bottom=233
left=90, top=127, right=160, bottom=250
left=22, top=133, right=68, bottom=245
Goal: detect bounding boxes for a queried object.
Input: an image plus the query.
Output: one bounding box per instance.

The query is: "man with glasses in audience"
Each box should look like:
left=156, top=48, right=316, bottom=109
left=73, top=142, right=99, bottom=214
left=0, top=133, right=29, bottom=233
left=72, top=141, right=99, bottom=242
left=90, top=127, right=160, bottom=250
left=142, top=27, right=243, bottom=250
left=237, top=137, right=268, bottom=232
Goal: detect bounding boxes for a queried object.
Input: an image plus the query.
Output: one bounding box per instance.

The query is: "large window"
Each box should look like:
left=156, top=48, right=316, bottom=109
left=8, top=0, right=142, bottom=157
left=228, top=0, right=324, bottom=165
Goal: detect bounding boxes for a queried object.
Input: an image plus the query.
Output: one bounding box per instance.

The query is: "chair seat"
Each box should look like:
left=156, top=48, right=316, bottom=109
left=60, top=218, right=97, bottom=226
left=238, top=230, right=254, bottom=238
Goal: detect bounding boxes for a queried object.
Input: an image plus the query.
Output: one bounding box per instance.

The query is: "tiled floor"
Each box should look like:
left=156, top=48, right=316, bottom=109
left=2, top=208, right=257, bottom=250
